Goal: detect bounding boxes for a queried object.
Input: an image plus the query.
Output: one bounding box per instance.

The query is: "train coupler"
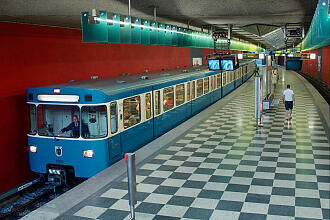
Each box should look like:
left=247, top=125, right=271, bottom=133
left=47, top=168, right=67, bottom=187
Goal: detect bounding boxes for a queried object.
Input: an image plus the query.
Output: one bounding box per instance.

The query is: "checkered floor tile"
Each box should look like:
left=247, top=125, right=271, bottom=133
left=58, top=68, right=329, bottom=220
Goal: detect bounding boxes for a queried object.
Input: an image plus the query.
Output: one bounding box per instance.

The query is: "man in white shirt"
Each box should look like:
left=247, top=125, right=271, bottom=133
left=283, top=84, right=295, bottom=120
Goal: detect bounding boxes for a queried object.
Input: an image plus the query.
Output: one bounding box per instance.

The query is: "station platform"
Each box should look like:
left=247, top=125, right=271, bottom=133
left=23, top=67, right=329, bottom=220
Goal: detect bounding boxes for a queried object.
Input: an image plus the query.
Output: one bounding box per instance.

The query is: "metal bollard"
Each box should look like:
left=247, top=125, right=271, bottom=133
left=125, top=153, right=137, bottom=220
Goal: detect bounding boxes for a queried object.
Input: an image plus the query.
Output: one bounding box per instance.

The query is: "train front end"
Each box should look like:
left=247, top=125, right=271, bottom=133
left=27, top=87, right=110, bottom=185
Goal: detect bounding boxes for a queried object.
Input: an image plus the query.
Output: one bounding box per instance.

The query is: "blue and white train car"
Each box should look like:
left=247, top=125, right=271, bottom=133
left=26, top=60, right=256, bottom=183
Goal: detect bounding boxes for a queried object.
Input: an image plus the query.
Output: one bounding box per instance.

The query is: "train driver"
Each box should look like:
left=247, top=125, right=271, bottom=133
left=59, top=115, right=86, bottom=138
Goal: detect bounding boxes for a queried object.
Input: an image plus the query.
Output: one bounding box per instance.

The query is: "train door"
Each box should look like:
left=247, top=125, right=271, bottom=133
left=109, top=101, right=121, bottom=161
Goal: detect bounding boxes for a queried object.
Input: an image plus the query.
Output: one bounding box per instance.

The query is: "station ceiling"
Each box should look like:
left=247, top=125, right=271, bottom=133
left=0, top=0, right=318, bottom=50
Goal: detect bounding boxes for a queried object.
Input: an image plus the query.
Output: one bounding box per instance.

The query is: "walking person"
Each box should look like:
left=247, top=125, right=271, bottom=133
left=283, top=84, right=295, bottom=120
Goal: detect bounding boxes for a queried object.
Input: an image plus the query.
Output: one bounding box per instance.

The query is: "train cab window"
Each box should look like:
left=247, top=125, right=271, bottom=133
left=155, top=91, right=160, bottom=115
left=37, top=105, right=80, bottom=138
left=176, top=84, right=185, bottom=106
left=163, top=87, right=174, bottom=112
left=204, top=77, right=209, bottom=94
left=217, top=75, right=221, bottom=88
left=29, top=105, right=37, bottom=135
left=110, top=102, right=118, bottom=134
left=196, top=79, right=203, bottom=97
left=145, top=93, right=151, bottom=119
left=187, top=82, right=191, bottom=101
left=123, top=96, right=141, bottom=129
left=82, top=105, right=107, bottom=138
left=192, top=81, right=196, bottom=99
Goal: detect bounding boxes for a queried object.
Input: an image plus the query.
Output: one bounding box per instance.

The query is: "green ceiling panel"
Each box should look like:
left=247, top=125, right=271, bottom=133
left=298, top=0, right=330, bottom=51
left=172, top=26, right=178, bottom=46
left=108, top=13, right=120, bottom=43
left=81, top=11, right=108, bottom=43
left=158, top=23, right=165, bottom=46
left=81, top=10, right=263, bottom=52
left=141, top=20, right=150, bottom=45
left=131, top=18, right=141, bottom=44
left=150, top=21, right=158, bottom=45
left=165, top=24, right=172, bottom=46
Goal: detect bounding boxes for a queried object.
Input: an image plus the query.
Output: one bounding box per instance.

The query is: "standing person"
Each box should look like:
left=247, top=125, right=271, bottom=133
left=283, top=84, right=295, bottom=120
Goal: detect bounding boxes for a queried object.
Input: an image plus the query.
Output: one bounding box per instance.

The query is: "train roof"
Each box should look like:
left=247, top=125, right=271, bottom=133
left=44, top=66, right=211, bottom=96
left=38, top=60, right=253, bottom=96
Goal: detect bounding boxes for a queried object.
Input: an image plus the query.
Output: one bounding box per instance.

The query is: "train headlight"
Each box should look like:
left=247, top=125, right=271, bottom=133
left=83, top=150, right=94, bottom=158
left=30, top=146, right=37, bottom=153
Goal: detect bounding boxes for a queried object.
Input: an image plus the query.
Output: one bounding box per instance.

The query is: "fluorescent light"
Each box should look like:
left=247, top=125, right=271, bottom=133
left=37, top=95, right=79, bottom=102
left=237, top=54, right=243, bottom=59
left=94, top=17, right=212, bottom=39
left=53, top=88, right=61, bottom=93
left=259, top=54, right=265, bottom=59
left=310, top=53, right=316, bottom=59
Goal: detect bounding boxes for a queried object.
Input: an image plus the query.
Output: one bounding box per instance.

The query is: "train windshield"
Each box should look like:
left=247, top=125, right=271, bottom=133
left=29, top=104, right=108, bottom=139
left=81, top=105, right=108, bottom=139
left=36, top=105, right=81, bottom=138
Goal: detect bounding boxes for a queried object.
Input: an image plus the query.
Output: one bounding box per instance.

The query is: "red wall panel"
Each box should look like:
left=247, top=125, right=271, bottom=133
left=203, top=48, right=213, bottom=64
left=321, top=46, right=330, bottom=84
left=301, top=47, right=329, bottom=85
left=0, top=22, right=190, bottom=193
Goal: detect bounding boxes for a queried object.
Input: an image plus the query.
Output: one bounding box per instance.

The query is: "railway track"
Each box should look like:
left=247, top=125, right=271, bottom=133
left=0, top=178, right=85, bottom=219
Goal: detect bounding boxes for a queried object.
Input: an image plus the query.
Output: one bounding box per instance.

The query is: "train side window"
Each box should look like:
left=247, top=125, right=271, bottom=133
left=210, top=76, right=213, bottom=91
left=146, top=93, right=151, bottom=119
left=123, top=96, right=141, bottom=129
left=214, top=76, right=216, bottom=89
left=187, top=82, right=191, bottom=101
left=223, top=72, right=226, bottom=86
left=217, top=75, right=221, bottom=88
left=204, top=77, right=209, bottom=94
left=110, top=102, right=118, bottom=133
left=196, top=79, right=203, bottom=97
left=192, top=81, right=196, bottom=99
left=29, top=105, right=37, bottom=135
left=155, top=91, right=160, bottom=115
left=176, top=84, right=185, bottom=106
left=163, top=86, right=174, bottom=112
left=82, top=105, right=108, bottom=139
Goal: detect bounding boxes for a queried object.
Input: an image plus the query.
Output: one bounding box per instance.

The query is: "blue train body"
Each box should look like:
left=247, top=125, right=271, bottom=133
left=26, top=61, right=256, bottom=178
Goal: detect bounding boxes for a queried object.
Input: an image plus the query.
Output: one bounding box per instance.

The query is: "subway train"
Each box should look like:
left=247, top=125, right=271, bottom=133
left=27, top=60, right=256, bottom=184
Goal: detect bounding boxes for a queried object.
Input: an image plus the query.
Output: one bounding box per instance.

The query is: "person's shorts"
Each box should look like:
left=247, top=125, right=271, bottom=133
left=285, top=101, right=293, bottom=110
